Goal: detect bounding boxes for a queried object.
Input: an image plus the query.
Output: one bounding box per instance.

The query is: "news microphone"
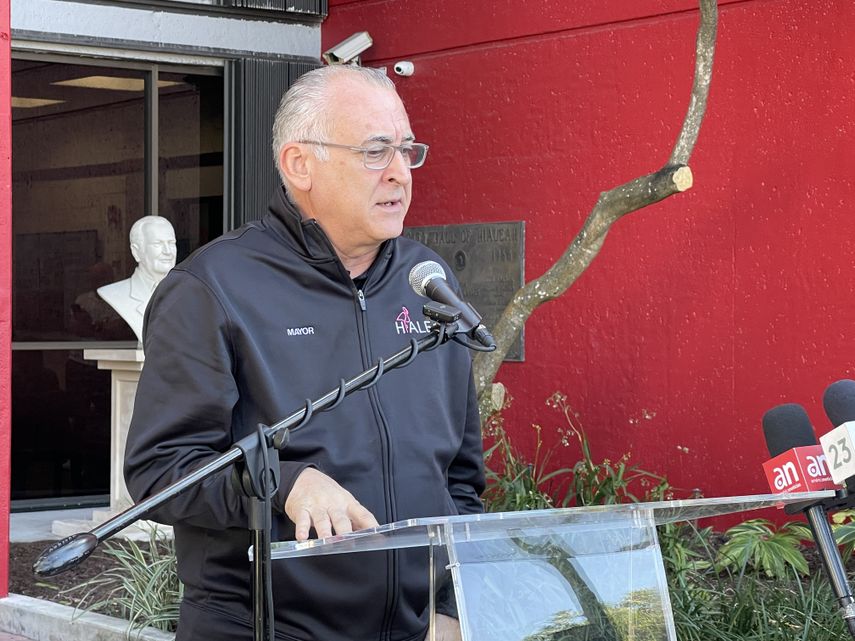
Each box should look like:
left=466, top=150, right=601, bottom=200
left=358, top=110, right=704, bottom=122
left=762, top=404, right=835, bottom=493
left=763, top=403, right=819, bottom=457
left=408, top=261, right=496, bottom=349
left=820, top=380, right=855, bottom=486
left=823, top=379, right=855, bottom=427
left=763, top=403, right=855, bottom=637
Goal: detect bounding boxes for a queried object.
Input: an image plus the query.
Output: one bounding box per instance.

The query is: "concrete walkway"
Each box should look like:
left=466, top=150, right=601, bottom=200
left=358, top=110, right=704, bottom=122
left=3, top=508, right=86, bottom=641
left=9, top=507, right=94, bottom=543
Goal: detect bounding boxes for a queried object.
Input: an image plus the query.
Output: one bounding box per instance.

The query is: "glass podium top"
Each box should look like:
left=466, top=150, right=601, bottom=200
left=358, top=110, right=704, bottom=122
left=267, top=491, right=832, bottom=561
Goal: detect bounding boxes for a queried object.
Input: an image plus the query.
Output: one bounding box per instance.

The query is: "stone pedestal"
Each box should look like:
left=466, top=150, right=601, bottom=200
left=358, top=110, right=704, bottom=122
left=52, top=348, right=170, bottom=540
left=85, top=348, right=144, bottom=515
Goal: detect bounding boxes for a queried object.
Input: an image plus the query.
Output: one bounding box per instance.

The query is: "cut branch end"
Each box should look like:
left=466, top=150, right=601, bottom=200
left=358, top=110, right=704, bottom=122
left=674, top=166, right=693, bottom=192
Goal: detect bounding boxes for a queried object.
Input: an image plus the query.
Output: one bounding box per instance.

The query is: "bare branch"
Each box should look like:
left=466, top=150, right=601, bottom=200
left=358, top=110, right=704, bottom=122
left=670, top=0, right=718, bottom=166
left=473, top=0, right=718, bottom=408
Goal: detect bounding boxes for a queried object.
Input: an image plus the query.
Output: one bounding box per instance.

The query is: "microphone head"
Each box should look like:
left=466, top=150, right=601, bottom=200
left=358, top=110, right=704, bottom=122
left=762, top=403, right=817, bottom=457
left=823, top=379, right=855, bottom=427
left=409, top=260, right=446, bottom=297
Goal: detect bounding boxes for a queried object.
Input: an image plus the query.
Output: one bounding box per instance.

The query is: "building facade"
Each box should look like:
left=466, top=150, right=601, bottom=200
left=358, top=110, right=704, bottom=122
left=324, top=0, right=855, bottom=502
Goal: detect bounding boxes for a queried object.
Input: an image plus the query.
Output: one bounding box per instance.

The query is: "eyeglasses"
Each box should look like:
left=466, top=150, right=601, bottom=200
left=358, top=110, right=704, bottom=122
left=298, top=140, right=429, bottom=170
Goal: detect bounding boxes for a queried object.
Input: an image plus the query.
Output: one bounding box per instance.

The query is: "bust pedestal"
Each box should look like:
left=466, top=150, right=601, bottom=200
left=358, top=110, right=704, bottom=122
left=52, top=348, right=170, bottom=540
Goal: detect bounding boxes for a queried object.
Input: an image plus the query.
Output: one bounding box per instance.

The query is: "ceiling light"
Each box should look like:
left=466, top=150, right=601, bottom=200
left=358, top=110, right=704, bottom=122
left=11, top=97, right=66, bottom=108
left=51, top=76, right=182, bottom=92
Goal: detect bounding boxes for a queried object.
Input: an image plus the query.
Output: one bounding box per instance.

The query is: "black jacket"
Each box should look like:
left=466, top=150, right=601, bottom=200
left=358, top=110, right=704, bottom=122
left=124, top=187, right=485, bottom=641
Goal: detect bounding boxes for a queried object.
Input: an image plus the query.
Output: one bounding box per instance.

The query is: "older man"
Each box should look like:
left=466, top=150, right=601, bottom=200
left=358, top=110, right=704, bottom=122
left=124, top=65, right=484, bottom=641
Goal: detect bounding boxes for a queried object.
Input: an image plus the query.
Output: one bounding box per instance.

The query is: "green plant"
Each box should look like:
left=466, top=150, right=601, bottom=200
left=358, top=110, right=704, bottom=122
left=62, top=525, right=182, bottom=636
left=660, top=518, right=848, bottom=641
left=546, top=391, right=669, bottom=507
left=659, top=520, right=715, bottom=576
left=480, top=388, right=855, bottom=640
left=714, top=519, right=812, bottom=579
left=481, top=398, right=571, bottom=511
left=832, top=509, right=855, bottom=562
left=482, top=391, right=673, bottom=512
left=669, top=564, right=848, bottom=641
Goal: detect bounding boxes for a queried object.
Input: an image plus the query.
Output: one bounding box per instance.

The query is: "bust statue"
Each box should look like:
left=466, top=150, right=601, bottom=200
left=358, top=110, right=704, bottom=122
left=98, top=215, right=177, bottom=343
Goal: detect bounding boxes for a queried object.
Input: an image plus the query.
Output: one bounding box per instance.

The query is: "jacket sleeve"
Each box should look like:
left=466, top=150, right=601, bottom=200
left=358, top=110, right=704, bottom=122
left=448, top=367, right=486, bottom=516
left=123, top=269, right=309, bottom=530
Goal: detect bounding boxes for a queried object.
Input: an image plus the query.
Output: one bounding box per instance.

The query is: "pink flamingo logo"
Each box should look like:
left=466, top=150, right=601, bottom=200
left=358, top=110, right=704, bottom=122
left=396, top=306, right=412, bottom=325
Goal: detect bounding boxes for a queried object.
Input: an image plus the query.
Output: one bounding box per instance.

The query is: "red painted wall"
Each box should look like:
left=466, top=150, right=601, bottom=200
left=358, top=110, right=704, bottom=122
left=0, top=0, right=11, bottom=597
left=324, top=0, right=855, bottom=501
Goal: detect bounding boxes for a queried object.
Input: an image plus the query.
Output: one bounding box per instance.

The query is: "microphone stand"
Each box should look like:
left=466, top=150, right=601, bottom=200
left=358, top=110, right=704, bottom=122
left=34, top=303, right=492, bottom=641
left=786, top=490, right=855, bottom=639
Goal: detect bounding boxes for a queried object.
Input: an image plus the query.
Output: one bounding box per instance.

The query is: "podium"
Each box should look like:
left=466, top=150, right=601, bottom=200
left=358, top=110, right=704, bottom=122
left=268, top=492, right=833, bottom=641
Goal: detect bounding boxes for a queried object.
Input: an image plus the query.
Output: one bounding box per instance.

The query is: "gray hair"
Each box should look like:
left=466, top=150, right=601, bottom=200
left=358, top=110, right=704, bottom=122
left=271, top=65, right=396, bottom=188
left=129, top=215, right=170, bottom=248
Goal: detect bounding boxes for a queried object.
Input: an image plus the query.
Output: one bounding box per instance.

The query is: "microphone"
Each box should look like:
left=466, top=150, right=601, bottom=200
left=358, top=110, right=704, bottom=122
left=820, top=379, right=855, bottom=487
left=823, top=379, right=855, bottom=427
left=763, top=403, right=855, bottom=637
left=762, top=403, right=835, bottom=493
left=408, top=261, right=496, bottom=349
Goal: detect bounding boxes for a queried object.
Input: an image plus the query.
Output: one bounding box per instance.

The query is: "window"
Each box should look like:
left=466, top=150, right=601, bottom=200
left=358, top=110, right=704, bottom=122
left=11, top=56, right=225, bottom=504
left=117, top=0, right=327, bottom=17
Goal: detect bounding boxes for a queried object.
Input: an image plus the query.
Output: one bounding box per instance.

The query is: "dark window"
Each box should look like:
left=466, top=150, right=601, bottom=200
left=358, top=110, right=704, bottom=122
left=11, top=57, right=225, bottom=503
left=85, top=0, right=327, bottom=20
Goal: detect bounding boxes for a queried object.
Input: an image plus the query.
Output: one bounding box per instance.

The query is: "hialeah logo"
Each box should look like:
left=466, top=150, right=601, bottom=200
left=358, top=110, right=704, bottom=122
left=395, top=306, right=430, bottom=335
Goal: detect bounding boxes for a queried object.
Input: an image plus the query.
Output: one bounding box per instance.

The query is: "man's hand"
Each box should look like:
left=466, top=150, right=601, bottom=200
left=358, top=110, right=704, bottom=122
left=284, top=468, right=379, bottom=541
left=431, top=614, right=462, bottom=641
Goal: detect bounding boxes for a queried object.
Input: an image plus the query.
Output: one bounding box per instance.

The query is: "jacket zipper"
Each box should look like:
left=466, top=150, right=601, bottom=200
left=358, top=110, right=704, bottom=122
left=302, top=223, right=401, bottom=639
left=352, top=285, right=399, bottom=641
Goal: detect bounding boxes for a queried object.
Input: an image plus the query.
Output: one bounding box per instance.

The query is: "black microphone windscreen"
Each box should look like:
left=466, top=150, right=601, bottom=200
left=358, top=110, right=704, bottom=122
left=822, top=379, right=855, bottom=427
left=762, top=403, right=817, bottom=457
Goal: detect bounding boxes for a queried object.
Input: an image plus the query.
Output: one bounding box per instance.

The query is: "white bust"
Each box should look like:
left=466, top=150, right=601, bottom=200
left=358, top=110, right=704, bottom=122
left=98, top=215, right=177, bottom=343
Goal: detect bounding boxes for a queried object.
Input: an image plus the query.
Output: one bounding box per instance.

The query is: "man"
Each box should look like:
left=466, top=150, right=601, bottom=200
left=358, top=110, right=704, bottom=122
left=124, top=65, right=484, bottom=641
left=97, top=215, right=177, bottom=342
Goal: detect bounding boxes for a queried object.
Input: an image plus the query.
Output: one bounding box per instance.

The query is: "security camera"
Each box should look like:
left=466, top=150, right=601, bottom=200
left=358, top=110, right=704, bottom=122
left=393, top=61, right=415, bottom=77
left=323, top=31, right=373, bottom=65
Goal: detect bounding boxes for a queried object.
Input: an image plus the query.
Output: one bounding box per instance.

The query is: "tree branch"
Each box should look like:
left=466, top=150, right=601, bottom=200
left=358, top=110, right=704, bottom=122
left=473, top=0, right=718, bottom=411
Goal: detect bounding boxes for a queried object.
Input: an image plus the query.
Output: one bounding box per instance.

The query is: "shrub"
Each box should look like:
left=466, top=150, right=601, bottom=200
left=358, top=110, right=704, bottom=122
left=62, top=525, right=182, bottom=636
left=482, top=390, right=855, bottom=641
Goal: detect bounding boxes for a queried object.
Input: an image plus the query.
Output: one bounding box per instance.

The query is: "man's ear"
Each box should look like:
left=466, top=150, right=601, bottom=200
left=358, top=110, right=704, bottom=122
left=279, top=144, right=312, bottom=193
left=130, top=243, right=141, bottom=263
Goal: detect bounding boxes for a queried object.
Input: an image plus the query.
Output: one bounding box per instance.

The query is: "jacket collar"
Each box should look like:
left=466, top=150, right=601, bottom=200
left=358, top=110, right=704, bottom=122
left=266, top=185, right=337, bottom=261
left=265, top=185, right=396, bottom=285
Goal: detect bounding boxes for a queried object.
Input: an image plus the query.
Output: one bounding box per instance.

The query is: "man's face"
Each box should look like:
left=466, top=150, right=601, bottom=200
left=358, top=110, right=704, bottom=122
left=136, top=219, right=177, bottom=280
left=303, top=78, right=414, bottom=257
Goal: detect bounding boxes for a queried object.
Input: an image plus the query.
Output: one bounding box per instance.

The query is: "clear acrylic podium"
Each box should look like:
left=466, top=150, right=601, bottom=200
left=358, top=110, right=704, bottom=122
left=268, top=492, right=832, bottom=641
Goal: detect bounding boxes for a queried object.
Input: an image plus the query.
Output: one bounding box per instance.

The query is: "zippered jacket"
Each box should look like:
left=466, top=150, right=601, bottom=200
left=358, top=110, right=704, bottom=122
left=124, top=186, right=486, bottom=641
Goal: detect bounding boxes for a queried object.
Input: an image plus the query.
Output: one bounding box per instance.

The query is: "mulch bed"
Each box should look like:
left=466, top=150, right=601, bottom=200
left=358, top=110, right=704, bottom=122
left=8, top=541, right=122, bottom=614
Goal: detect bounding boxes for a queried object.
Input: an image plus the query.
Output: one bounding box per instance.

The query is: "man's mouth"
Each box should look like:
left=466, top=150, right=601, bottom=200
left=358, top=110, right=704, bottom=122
left=378, top=199, right=401, bottom=208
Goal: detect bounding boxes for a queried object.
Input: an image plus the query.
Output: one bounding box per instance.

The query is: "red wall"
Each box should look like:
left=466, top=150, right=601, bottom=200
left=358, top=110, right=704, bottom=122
left=0, top=0, right=11, bottom=597
left=324, top=0, right=855, bottom=501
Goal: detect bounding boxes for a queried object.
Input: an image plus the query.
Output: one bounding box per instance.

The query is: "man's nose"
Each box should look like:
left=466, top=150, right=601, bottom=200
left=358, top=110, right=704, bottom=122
left=383, top=149, right=412, bottom=184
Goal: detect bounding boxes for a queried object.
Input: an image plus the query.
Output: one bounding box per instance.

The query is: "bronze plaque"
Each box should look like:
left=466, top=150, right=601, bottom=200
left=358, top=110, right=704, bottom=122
left=403, top=222, right=525, bottom=361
